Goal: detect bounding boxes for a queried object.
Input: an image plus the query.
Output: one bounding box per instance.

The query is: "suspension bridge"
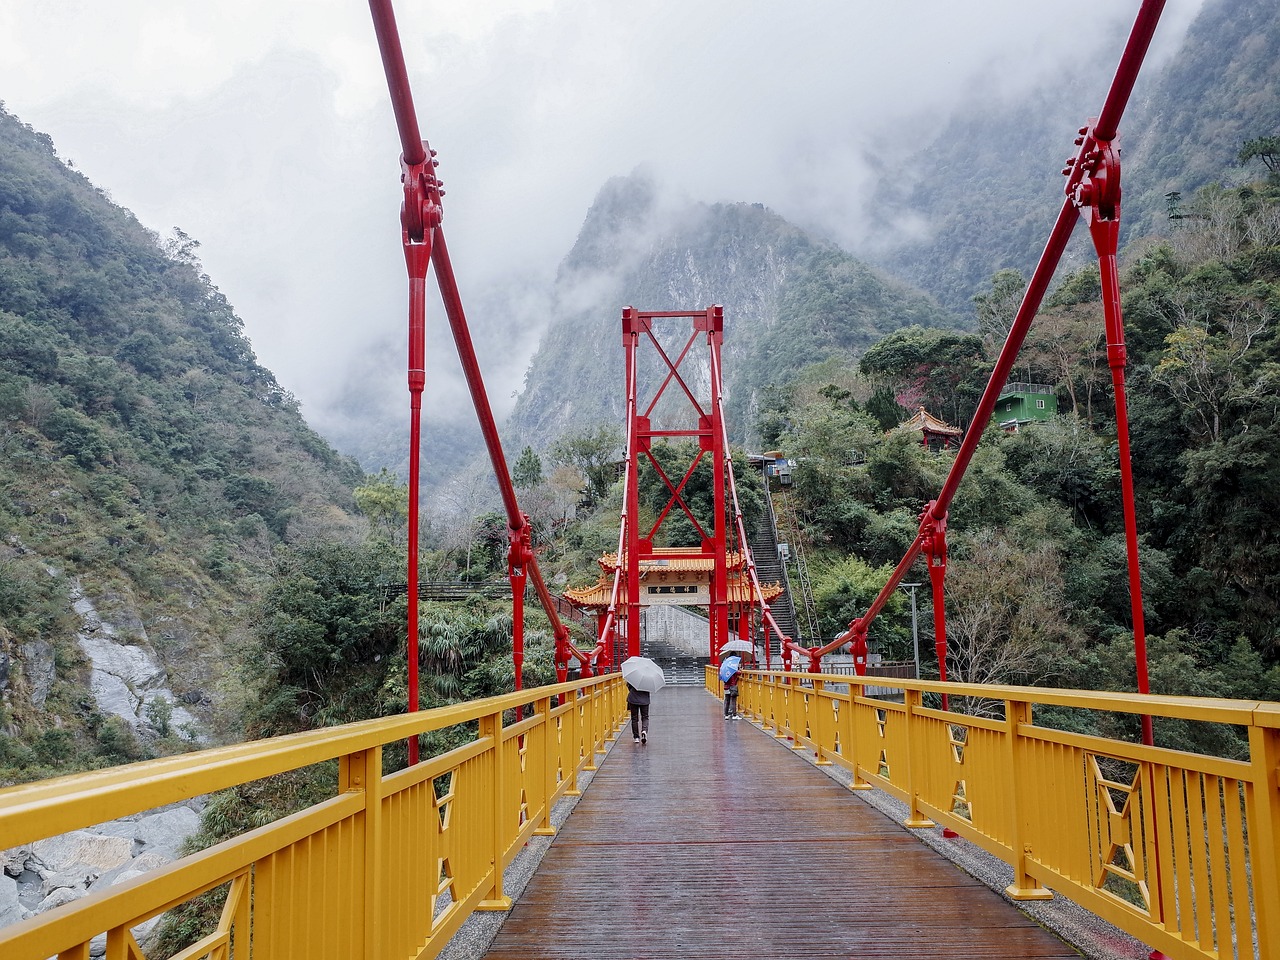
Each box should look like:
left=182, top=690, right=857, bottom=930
left=1, top=1, right=1278, bottom=959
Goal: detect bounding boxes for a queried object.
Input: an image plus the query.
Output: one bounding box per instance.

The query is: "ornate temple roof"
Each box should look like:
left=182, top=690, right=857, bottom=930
left=596, top=547, right=746, bottom=573
left=894, top=406, right=963, bottom=437
left=563, top=575, right=784, bottom=610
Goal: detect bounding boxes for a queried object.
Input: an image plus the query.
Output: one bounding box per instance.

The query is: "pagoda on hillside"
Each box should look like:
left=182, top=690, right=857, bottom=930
left=894, top=406, right=963, bottom=451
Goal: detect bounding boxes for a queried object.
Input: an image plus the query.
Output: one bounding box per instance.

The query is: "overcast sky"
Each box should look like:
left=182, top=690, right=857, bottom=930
left=0, top=0, right=1206, bottom=442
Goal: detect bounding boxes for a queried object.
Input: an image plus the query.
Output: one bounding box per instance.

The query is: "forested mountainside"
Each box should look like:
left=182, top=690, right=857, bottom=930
left=0, top=104, right=366, bottom=778
left=1122, top=0, right=1280, bottom=236
left=757, top=166, right=1280, bottom=749
left=863, top=0, right=1280, bottom=318
left=508, top=172, right=953, bottom=451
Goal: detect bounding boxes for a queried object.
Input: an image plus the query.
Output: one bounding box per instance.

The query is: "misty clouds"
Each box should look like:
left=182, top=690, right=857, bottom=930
left=0, top=0, right=1206, bottom=444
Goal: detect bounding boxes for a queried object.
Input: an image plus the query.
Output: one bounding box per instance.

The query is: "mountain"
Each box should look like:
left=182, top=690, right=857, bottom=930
left=0, top=105, right=365, bottom=779
left=508, top=172, right=954, bottom=452
left=332, top=0, right=1280, bottom=485
left=861, top=0, right=1280, bottom=317
left=1121, top=0, right=1280, bottom=235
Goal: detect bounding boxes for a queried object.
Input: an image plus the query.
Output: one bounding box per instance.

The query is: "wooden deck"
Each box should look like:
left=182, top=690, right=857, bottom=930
left=484, top=686, right=1081, bottom=960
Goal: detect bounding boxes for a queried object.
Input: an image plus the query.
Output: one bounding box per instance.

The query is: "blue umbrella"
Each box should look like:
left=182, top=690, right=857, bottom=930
left=718, top=655, right=742, bottom=682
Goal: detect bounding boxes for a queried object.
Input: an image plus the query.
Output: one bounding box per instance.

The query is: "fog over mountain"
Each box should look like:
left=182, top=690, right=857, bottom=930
left=0, top=1, right=1208, bottom=479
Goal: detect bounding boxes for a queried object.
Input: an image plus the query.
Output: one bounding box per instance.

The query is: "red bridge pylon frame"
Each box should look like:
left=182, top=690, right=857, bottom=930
left=587, top=306, right=788, bottom=666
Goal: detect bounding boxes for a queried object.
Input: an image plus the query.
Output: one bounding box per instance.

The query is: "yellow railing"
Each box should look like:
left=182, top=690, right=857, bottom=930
left=0, top=675, right=627, bottom=960
left=706, top=666, right=1280, bottom=960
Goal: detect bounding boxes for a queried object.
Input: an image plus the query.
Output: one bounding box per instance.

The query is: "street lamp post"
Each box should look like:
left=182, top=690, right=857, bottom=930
left=900, top=582, right=922, bottom=679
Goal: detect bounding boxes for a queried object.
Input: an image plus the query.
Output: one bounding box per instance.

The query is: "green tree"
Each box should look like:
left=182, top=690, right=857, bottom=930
left=943, top=526, right=1080, bottom=714
left=858, top=325, right=987, bottom=427
left=1150, top=303, right=1279, bottom=444
left=512, top=446, right=544, bottom=489
left=549, top=425, right=623, bottom=508
left=809, top=556, right=908, bottom=656
left=1022, top=303, right=1106, bottom=420
left=354, top=468, right=410, bottom=544
left=973, top=268, right=1027, bottom=352
left=865, top=385, right=906, bottom=431
left=1238, top=136, right=1280, bottom=177
left=251, top=540, right=405, bottom=733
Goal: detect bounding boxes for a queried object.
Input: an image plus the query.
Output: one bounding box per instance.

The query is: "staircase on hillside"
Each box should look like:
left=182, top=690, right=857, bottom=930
left=750, top=475, right=796, bottom=654
left=752, top=470, right=820, bottom=649
left=772, top=483, right=821, bottom=644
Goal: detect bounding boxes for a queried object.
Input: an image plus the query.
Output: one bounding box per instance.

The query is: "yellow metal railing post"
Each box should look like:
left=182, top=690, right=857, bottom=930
left=1249, top=705, right=1280, bottom=955
left=564, top=685, right=583, bottom=798
left=595, top=681, right=610, bottom=758
left=478, top=709, right=513, bottom=910
left=813, top=680, right=832, bottom=765
left=756, top=674, right=771, bottom=731
left=604, top=679, right=620, bottom=743
left=103, top=926, right=132, bottom=960
left=229, top=870, right=251, bottom=960
left=535, top=695, right=557, bottom=836
left=339, top=746, right=384, bottom=960
left=794, top=681, right=808, bottom=748
left=1002, top=698, right=1053, bottom=901
left=845, top=680, right=872, bottom=791
left=777, top=678, right=795, bottom=742
left=902, top=687, right=934, bottom=829
left=581, top=685, right=598, bottom=773
left=764, top=676, right=779, bottom=738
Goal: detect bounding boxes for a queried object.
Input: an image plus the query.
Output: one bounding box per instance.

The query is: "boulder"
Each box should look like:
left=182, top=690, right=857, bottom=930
left=31, top=832, right=134, bottom=894
left=35, top=885, right=83, bottom=914
left=0, top=873, right=24, bottom=926
left=2, top=845, right=31, bottom=878
left=91, top=851, right=172, bottom=892
left=132, top=806, right=201, bottom=860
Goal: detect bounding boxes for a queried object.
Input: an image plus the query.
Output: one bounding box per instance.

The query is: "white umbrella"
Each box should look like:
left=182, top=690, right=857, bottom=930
left=620, top=656, right=666, bottom=693
left=718, top=639, right=759, bottom=657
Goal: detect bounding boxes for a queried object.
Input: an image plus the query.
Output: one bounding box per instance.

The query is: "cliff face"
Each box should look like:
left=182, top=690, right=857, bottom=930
left=507, top=172, right=953, bottom=452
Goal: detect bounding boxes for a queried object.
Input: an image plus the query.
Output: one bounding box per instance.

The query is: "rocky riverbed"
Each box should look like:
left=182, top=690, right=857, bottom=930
left=1, top=799, right=203, bottom=952
left=1, top=573, right=211, bottom=953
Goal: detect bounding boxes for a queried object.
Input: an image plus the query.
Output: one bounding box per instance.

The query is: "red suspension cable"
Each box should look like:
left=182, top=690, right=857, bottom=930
left=786, top=1, right=1168, bottom=715
left=367, top=0, right=597, bottom=759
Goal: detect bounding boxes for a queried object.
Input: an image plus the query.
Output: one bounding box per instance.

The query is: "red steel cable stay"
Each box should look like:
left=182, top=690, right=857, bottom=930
left=367, top=1, right=604, bottom=763
left=780, top=0, right=1165, bottom=747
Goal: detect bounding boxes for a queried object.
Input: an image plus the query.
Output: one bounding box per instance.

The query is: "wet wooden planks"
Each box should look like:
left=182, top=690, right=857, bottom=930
left=483, top=686, right=1080, bottom=960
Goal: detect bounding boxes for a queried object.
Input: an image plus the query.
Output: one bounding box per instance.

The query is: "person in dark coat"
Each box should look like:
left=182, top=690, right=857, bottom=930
left=723, top=669, right=740, bottom=719
left=626, top=682, right=651, bottom=744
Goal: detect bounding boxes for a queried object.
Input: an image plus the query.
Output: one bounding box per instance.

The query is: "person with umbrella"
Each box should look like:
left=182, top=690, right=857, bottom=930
left=620, top=656, right=665, bottom=744
left=720, top=654, right=742, bottom=720
left=626, top=682, right=650, bottom=743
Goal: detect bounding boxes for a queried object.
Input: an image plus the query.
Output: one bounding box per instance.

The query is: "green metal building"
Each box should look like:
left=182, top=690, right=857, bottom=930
left=995, top=382, right=1058, bottom=430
